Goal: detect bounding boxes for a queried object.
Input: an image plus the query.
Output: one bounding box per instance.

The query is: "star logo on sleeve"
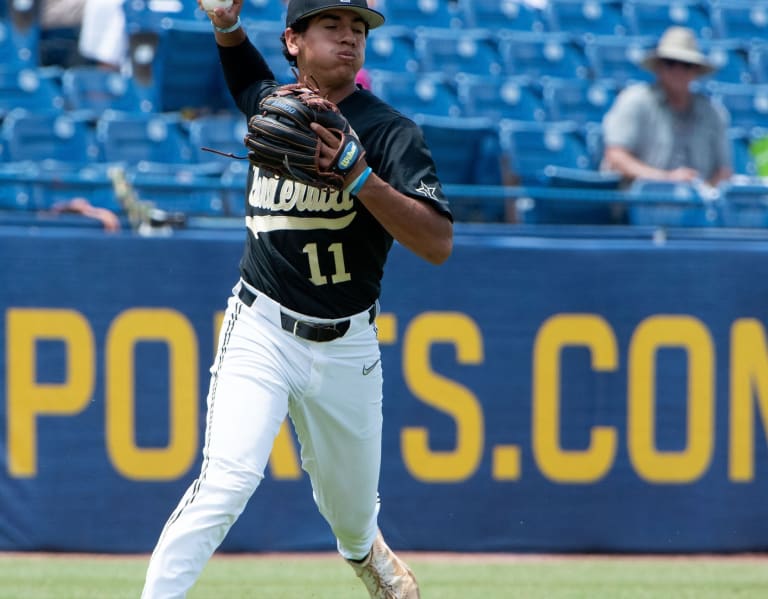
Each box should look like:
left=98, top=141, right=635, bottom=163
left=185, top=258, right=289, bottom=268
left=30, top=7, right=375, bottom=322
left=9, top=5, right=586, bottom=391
left=415, top=180, right=438, bottom=201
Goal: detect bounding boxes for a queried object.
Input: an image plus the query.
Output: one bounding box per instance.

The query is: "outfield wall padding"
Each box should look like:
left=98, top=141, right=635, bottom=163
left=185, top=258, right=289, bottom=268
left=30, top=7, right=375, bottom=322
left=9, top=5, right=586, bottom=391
left=2, top=226, right=768, bottom=553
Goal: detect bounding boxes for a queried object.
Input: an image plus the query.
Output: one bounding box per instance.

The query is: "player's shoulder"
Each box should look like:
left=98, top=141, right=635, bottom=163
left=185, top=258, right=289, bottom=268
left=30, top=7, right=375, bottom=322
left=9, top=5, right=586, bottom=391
left=341, top=88, right=420, bottom=133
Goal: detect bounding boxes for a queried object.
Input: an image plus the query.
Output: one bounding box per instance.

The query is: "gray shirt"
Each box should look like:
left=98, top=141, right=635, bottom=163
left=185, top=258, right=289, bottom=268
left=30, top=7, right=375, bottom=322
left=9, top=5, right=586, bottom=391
left=602, top=82, right=731, bottom=181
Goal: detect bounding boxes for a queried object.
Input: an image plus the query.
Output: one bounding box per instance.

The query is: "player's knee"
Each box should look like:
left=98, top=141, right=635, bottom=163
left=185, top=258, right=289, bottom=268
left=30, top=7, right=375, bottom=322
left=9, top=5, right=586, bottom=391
left=201, top=457, right=263, bottom=515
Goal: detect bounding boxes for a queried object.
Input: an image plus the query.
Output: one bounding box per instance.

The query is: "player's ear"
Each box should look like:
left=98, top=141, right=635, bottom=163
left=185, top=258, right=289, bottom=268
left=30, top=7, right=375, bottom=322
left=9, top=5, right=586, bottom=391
left=284, top=28, right=301, bottom=58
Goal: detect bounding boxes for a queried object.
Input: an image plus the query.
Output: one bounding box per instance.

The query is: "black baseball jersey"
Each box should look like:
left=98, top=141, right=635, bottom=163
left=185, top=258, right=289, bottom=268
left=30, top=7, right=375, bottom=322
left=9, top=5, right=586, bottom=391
left=219, top=39, right=451, bottom=318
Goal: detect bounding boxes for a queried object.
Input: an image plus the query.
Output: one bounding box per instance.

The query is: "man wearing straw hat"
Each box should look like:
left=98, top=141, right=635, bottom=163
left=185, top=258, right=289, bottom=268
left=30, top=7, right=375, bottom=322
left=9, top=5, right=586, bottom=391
left=601, top=26, right=732, bottom=187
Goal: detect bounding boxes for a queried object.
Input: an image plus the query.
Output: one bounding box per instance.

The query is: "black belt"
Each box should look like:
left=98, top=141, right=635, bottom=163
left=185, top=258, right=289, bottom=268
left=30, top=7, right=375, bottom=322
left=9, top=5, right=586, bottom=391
left=238, top=286, right=376, bottom=343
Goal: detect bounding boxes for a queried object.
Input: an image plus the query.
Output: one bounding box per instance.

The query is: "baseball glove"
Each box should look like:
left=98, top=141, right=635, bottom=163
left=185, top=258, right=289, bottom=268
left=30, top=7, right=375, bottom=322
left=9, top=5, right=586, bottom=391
left=244, top=84, right=366, bottom=190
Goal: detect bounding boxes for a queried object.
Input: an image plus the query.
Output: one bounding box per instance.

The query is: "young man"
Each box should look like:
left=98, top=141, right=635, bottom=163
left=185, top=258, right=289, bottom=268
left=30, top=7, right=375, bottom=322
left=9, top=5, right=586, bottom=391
left=140, top=1, right=453, bottom=597
left=601, top=26, right=733, bottom=187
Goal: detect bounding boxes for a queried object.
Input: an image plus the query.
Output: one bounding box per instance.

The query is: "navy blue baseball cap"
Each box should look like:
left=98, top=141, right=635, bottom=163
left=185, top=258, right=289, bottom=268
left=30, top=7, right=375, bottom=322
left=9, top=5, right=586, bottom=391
left=286, top=0, right=385, bottom=30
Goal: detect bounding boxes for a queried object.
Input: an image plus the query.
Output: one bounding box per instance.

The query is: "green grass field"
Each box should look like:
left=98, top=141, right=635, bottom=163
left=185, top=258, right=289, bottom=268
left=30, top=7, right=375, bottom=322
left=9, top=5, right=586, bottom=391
left=1, top=552, right=767, bottom=598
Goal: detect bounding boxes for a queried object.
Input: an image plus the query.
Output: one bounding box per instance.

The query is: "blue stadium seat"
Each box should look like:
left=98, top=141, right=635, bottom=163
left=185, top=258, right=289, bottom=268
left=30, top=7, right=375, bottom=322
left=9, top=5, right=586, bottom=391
left=241, top=0, right=287, bottom=23
left=0, top=67, right=65, bottom=118
left=583, top=34, right=656, bottom=84
left=462, top=0, right=544, bottom=32
left=122, top=0, right=208, bottom=28
left=498, top=119, right=592, bottom=185
left=726, top=127, right=756, bottom=176
left=747, top=42, right=768, bottom=85
left=125, top=160, right=227, bottom=216
left=368, top=70, right=460, bottom=118
left=707, top=82, right=768, bottom=129
left=95, top=110, right=192, bottom=164
left=498, top=31, right=589, bottom=80
left=413, top=27, right=502, bottom=77
left=0, top=160, right=37, bottom=210
left=623, top=0, right=714, bottom=40
left=187, top=113, right=249, bottom=165
left=0, top=109, right=96, bottom=163
left=541, top=77, right=619, bottom=126
left=242, top=20, right=296, bottom=85
left=413, top=113, right=504, bottom=221
left=0, top=18, right=35, bottom=71
left=700, top=39, right=752, bottom=85
left=125, top=15, right=230, bottom=112
left=627, top=180, right=721, bottom=227
left=545, top=0, right=628, bottom=37
left=379, top=0, right=466, bottom=29
left=709, top=1, right=768, bottom=42
left=61, top=66, right=152, bottom=117
left=719, top=178, right=768, bottom=228
left=365, top=26, right=418, bottom=73
left=456, top=73, right=545, bottom=121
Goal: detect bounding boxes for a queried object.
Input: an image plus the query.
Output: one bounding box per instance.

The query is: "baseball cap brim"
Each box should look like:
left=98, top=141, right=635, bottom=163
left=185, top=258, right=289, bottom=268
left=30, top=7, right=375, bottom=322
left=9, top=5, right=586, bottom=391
left=288, top=5, right=385, bottom=30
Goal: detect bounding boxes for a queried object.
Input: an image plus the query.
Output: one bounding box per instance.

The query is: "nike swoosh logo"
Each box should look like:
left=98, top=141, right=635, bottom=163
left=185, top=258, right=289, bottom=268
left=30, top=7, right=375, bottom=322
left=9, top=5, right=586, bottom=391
left=362, top=358, right=381, bottom=376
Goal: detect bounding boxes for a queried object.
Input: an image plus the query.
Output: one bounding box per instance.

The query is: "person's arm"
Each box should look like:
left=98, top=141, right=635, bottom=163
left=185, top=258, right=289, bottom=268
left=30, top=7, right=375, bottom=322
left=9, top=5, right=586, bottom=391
left=312, top=124, right=452, bottom=265
left=356, top=173, right=452, bottom=265
left=603, top=146, right=700, bottom=183
left=200, top=0, right=273, bottom=100
left=708, top=166, right=733, bottom=187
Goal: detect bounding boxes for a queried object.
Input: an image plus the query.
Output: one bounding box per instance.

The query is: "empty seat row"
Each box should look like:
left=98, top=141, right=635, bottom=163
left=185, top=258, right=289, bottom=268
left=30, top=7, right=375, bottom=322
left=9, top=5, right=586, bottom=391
left=0, top=108, right=249, bottom=166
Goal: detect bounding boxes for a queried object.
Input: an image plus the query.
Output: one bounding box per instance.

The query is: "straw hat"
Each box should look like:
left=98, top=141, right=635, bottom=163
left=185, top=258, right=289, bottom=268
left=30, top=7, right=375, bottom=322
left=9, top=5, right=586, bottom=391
left=641, top=26, right=716, bottom=75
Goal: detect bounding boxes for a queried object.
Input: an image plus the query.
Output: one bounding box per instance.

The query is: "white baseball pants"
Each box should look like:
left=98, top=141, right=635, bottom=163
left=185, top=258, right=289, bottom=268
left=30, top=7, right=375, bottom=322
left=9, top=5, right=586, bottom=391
left=141, top=281, right=383, bottom=598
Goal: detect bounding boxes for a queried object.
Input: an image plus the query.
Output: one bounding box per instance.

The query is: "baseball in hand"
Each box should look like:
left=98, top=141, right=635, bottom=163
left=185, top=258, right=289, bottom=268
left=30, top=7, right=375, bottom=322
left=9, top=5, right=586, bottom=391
left=202, top=0, right=233, bottom=11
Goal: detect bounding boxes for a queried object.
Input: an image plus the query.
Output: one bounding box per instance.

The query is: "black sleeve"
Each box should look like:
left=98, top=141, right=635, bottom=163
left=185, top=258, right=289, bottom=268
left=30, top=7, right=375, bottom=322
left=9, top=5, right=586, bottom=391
left=217, top=38, right=274, bottom=101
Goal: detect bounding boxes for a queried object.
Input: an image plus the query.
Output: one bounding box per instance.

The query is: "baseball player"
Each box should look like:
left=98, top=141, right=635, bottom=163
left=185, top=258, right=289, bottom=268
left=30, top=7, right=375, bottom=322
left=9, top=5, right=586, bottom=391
left=140, top=1, right=453, bottom=598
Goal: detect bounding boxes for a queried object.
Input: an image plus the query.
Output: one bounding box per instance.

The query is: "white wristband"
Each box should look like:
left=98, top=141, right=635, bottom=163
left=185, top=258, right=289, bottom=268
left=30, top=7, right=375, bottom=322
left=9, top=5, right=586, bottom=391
left=214, top=16, right=241, bottom=33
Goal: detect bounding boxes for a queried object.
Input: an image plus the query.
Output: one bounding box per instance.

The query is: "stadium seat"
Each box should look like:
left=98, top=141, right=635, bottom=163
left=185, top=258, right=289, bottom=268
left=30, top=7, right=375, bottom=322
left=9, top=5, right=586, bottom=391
left=125, top=16, right=230, bottom=112
left=707, top=82, right=768, bottom=129
left=0, top=160, right=37, bottom=210
left=61, top=66, right=152, bottom=117
left=0, top=67, right=65, bottom=119
left=125, top=160, right=227, bottom=216
left=747, top=43, right=768, bottom=85
left=0, top=18, right=36, bottom=71
left=498, top=119, right=592, bottom=185
left=462, top=0, right=544, bottom=32
left=727, top=127, right=756, bottom=176
left=378, top=0, right=466, bottom=29
left=122, top=0, right=208, bottom=28
left=709, top=1, right=768, bottom=42
left=413, top=113, right=505, bottom=222
left=187, top=113, right=249, bottom=165
left=623, top=0, right=714, bottom=40
left=626, top=180, right=721, bottom=227
left=700, top=39, right=752, bottom=85
left=498, top=31, right=590, bottom=80
left=541, top=77, right=619, bottom=126
left=365, top=26, right=418, bottom=73
left=544, top=0, right=628, bottom=37
left=413, top=27, right=503, bottom=77
left=95, top=110, right=192, bottom=164
left=456, top=73, right=545, bottom=121
left=0, top=109, right=96, bottom=163
left=719, top=178, right=768, bottom=228
left=583, top=34, right=656, bottom=84
left=368, top=70, right=460, bottom=118
left=242, top=20, right=296, bottom=85
left=241, top=0, right=287, bottom=23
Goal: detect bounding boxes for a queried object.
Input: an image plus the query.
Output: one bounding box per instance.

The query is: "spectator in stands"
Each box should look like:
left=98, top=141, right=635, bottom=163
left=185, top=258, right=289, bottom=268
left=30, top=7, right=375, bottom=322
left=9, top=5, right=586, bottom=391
left=601, top=26, right=732, bottom=188
left=77, top=0, right=127, bottom=71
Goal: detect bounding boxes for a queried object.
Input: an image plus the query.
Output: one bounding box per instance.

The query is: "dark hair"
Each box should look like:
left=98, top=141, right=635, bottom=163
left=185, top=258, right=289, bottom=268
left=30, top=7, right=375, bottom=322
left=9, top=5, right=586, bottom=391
left=280, top=16, right=370, bottom=66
